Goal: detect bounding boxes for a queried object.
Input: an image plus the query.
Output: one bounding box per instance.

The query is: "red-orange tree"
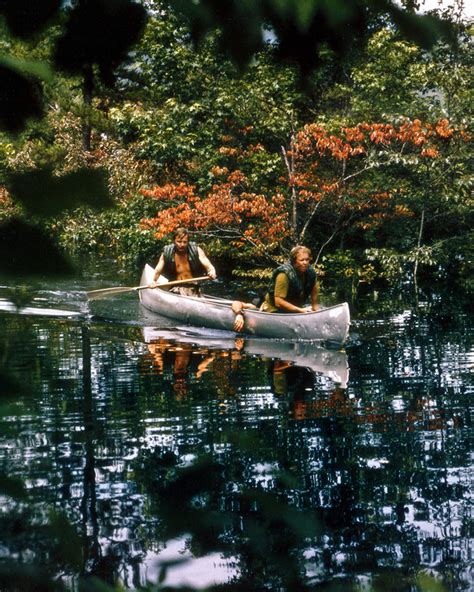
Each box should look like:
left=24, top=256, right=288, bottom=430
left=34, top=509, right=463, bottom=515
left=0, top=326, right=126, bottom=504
left=141, top=118, right=466, bottom=271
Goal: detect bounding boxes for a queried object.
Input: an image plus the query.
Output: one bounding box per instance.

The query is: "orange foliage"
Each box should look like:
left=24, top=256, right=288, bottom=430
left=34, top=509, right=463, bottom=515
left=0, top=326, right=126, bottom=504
left=141, top=170, right=290, bottom=248
left=140, top=118, right=462, bottom=251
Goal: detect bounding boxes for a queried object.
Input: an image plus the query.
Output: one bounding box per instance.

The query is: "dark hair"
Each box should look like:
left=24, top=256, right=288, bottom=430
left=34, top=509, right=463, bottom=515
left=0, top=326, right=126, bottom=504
left=173, top=227, right=189, bottom=239
left=290, top=245, right=311, bottom=263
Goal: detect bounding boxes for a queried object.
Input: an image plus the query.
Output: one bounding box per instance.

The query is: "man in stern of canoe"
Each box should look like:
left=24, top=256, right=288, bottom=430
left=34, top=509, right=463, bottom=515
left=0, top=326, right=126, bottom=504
left=260, top=245, right=319, bottom=314
left=149, top=227, right=217, bottom=296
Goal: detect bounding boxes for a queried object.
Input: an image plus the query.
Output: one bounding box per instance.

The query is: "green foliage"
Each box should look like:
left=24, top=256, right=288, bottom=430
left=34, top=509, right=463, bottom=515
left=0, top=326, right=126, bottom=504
left=321, top=250, right=377, bottom=299
left=347, top=29, right=435, bottom=121
left=54, top=194, right=161, bottom=268
left=111, top=10, right=304, bottom=186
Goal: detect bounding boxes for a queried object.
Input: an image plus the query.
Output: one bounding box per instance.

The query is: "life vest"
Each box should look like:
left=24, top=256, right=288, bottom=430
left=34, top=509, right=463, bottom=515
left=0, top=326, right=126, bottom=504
left=162, top=241, right=206, bottom=281
left=266, top=262, right=316, bottom=309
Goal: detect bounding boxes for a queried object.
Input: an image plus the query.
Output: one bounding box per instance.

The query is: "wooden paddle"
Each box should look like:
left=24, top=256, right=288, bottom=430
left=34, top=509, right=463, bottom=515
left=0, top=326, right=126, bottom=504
left=86, top=275, right=211, bottom=300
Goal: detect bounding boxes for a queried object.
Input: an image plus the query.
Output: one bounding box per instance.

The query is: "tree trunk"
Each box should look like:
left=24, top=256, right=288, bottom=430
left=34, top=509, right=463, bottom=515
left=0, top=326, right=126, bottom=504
left=82, top=65, right=94, bottom=152
left=413, top=205, right=425, bottom=302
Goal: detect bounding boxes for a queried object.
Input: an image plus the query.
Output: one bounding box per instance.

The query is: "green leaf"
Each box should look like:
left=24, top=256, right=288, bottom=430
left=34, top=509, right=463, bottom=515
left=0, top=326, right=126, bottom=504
left=48, top=510, right=84, bottom=571
left=0, top=55, right=54, bottom=82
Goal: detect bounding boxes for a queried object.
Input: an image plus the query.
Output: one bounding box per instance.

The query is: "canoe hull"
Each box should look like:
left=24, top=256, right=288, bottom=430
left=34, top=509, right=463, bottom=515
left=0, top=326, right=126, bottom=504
left=139, top=264, right=350, bottom=344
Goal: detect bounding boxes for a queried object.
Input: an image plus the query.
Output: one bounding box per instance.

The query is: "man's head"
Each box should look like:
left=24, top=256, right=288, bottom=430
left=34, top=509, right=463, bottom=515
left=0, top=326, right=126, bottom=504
left=290, top=245, right=312, bottom=274
left=173, top=227, right=189, bottom=252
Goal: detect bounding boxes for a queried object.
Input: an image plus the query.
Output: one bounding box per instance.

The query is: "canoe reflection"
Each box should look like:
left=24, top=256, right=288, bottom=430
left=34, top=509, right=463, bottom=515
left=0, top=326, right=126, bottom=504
left=143, top=326, right=349, bottom=393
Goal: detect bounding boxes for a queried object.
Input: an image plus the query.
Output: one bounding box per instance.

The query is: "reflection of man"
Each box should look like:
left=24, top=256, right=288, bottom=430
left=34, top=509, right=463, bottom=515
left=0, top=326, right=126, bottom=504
left=271, top=361, right=315, bottom=398
left=147, top=342, right=216, bottom=399
left=150, top=227, right=216, bottom=296
left=272, top=360, right=293, bottom=396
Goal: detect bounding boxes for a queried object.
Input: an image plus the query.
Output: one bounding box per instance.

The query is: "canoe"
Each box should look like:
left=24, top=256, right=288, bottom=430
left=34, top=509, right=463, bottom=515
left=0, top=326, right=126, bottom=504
left=143, top=326, right=349, bottom=387
left=139, top=264, right=350, bottom=345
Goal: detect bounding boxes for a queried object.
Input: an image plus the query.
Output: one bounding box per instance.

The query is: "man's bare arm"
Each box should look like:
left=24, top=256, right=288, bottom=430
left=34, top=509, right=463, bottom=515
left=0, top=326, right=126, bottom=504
left=197, top=246, right=217, bottom=279
left=311, top=281, right=319, bottom=311
left=152, top=255, right=165, bottom=283
left=274, top=296, right=308, bottom=313
left=232, top=300, right=257, bottom=332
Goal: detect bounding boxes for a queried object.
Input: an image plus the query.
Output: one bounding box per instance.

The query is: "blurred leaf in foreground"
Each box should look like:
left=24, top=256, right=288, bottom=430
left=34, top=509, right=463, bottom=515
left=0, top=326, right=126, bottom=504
left=170, top=0, right=455, bottom=75
left=0, top=64, right=43, bottom=133
left=0, top=473, right=28, bottom=500
left=54, top=0, right=147, bottom=85
left=0, top=562, right=64, bottom=592
left=0, top=218, right=73, bottom=275
left=7, top=168, right=113, bottom=217
left=0, top=0, right=62, bottom=39
left=48, top=510, right=84, bottom=571
left=0, top=370, right=29, bottom=417
left=0, top=55, right=54, bottom=82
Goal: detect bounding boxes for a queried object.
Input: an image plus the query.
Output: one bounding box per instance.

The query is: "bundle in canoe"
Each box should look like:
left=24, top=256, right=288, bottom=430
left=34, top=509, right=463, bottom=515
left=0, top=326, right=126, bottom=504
left=139, top=264, right=350, bottom=345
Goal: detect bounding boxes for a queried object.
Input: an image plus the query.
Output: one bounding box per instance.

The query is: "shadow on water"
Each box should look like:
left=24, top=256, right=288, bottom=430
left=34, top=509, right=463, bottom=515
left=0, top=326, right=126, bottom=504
left=0, top=275, right=472, bottom=591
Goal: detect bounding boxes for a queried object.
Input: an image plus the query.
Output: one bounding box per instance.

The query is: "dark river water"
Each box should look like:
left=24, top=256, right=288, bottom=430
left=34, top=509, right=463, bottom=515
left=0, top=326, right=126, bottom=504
left=0, top=267, right=472, bottom=591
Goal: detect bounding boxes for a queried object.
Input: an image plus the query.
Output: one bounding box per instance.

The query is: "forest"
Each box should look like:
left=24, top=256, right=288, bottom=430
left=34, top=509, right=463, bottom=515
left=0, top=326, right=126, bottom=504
left=0, top=0, right=471, bottom=301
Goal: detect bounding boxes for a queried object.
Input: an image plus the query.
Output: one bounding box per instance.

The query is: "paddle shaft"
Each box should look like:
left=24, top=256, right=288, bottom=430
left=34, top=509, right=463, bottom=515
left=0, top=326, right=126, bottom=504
left=86, top=275, right=210, bottom=299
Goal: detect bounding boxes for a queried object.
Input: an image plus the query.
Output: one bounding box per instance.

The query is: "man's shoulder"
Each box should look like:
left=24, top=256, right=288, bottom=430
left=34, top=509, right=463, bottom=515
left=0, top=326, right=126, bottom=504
left=275, top=271, right=289, bottom=281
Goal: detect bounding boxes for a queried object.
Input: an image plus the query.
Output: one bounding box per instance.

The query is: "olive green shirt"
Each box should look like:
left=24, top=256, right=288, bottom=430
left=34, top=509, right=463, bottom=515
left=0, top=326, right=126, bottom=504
left=262, top=272, right=305, bottom=312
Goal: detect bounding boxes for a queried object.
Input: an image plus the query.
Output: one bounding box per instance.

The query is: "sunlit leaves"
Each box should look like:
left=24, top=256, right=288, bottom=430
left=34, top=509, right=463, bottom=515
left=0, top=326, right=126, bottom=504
left=141, top=170, right=290, bottom=259
left=140, top=116, right=466, bottom=271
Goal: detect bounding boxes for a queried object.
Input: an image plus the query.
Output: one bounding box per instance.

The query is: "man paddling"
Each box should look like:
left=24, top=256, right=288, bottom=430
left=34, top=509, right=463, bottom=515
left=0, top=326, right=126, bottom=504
left=261, top=245, right=319, bottom=313
left=150, top=227, right=216, bottom=296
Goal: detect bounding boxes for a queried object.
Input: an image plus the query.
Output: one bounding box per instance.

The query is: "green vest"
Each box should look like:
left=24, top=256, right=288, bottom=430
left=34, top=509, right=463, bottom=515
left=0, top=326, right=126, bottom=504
left=162, top=241, right=206, bottom=281
left=266, top=262, right=316, bottom=310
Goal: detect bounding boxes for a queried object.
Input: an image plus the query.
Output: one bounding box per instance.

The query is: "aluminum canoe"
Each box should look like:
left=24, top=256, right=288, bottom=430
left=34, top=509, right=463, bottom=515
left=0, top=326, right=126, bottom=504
left=139, top=264, right=350, bottom=345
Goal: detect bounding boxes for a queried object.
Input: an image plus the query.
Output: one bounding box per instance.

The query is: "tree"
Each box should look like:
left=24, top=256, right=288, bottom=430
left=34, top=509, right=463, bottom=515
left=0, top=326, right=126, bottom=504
left=140, top=117, right=470, bottom=290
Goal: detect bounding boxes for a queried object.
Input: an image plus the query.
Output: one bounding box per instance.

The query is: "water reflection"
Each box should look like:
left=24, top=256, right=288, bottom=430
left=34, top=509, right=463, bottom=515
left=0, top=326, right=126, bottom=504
left=143, top=326, right=349, bottom=389
left=0, top=296, right=472, bottom=590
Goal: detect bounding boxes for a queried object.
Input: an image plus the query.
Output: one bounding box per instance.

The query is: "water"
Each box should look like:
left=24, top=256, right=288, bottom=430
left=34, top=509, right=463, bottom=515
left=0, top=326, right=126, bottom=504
left=0, top=269, right=472, bottom=591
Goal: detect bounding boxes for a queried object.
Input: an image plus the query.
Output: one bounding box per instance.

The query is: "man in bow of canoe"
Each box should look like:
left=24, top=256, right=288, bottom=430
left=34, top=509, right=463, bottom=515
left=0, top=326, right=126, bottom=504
left=150, top=227, right=217, bottom=296
left=260, top=245, right=319, bottom=313
left=230, top=245, right=318, bottom=333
